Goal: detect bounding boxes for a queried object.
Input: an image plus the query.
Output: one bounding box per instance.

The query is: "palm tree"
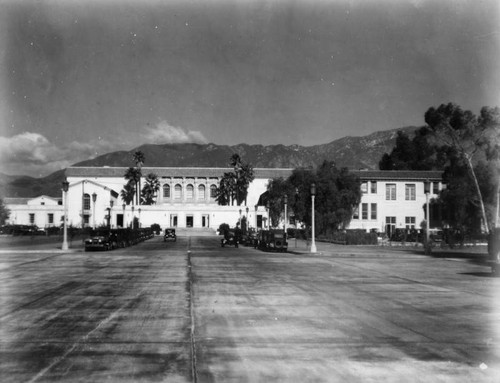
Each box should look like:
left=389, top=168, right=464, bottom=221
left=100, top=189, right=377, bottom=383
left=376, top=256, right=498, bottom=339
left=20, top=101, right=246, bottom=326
left=141, top=173, right=160, bottom=205
left=133, top=150, right=145, bottom=205
left=124, top=167, right=141, bottom=205
left=120, top=181, right=136, bottom=205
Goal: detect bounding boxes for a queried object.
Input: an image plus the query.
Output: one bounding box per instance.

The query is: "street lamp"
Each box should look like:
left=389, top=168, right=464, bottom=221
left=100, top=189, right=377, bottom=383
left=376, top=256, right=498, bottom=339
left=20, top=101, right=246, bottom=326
left=310, top=183, right=317, bottom=253
left=266, top=201, right=270, bottom=229
left=109, top=200, right=114, bottom=228
left=92, top=192, right=97, bottom=230
left=122, top=203, right=126, bottom=229
left=62, top=180, right=69, bottom=250
left=131, top=205, right=135, bottom=229
left=138, top=208, right=141, bottom=228
left=424, top=179, right=431, bottom=254
left=283, top=194, right=288, bottom=234
left=255, top=204, right=258, bottom=229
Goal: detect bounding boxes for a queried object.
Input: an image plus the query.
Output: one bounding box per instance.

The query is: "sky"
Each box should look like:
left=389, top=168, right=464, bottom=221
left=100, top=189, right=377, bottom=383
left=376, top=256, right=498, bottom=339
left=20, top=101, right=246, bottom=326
left=0, top=0, right=499, bottom=177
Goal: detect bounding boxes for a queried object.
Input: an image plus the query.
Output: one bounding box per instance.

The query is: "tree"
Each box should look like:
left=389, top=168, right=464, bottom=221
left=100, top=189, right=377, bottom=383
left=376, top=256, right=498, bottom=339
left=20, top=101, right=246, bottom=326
left=124, top=167, right=141, bottom=205
left=132, top=151, right=145, bottom=205
left=265, top=178, right=295, bottom=228
left=120, top=181, right=136, bottom=205
left=141, top=173, right=160, bottom=205
left=0, top=198, right=10, bottom=225
left=424, top=103, right=498, bottom=233
left=216, top=154, right=255, bottom=206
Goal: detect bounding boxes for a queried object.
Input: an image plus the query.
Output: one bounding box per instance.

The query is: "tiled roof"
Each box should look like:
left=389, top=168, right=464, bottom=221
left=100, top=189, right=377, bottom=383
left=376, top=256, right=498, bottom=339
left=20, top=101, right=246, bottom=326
left=351, top=170, right=443, bottom=181
left=4, top=198, right=31, bottom=205
left=66, top=167, right=294, bottom=179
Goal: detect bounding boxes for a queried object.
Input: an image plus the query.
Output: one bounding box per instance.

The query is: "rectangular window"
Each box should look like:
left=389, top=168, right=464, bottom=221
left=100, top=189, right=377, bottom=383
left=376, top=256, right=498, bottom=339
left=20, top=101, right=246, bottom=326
left=405, top=216, right=416, bottom=230
left=433, top=182, right=439, bottom=194
left=353, top=205, right=359, bottom=220
left=29, top=213, right=35, bottom=224
left=386, top=216, right=396, bottom=237
left=48, top=214, right=54, bottom=224
left=362, top=203, right=368, bottom=220
left=361, top=182, right=368, bottom=193
left=386, top=184, right=396, bottom=200
left=405, top=184, right=416, bottom=200
left=370, top=181, right=377, bottom=194
left=370, top=203, right=377, bottom=220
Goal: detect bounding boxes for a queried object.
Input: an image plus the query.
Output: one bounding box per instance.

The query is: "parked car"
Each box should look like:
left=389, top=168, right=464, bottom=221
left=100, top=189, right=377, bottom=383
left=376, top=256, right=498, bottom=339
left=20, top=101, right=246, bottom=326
left=488, top=228, right=500, bottom=275
left=85, top=231, right=114, bottom=251
left=256, top=229, right=288, bottom=252
left=221, top=228, right=239, bottom=248
left=164, top=228, right=177, bottom=242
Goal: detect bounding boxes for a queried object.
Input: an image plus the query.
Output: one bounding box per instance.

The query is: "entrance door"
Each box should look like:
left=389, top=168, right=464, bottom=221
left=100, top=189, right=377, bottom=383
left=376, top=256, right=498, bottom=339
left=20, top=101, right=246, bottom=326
left=186, top=215, right=193, bottom=228
left=116, top=214, right=124, bottom=228
left=385, top=216, right=396, bottom=238
left=170, top=214, right=178, bottom=227
left=202, top=215, right=209, bottom=228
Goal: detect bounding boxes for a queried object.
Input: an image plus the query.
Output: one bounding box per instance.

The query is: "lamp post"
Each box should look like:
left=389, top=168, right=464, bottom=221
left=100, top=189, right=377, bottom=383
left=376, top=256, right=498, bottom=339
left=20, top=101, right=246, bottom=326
left=424, top=179, right=431, bottom=254
left=283, top=194, right=288, bottom=234
left=122, top=203, right=126, bottom=229
left=310, top=183, right=317, bottom=253
left=239, top=208, right=242, bottom=227
left=266, top=201, right=270, bottom=229
left=255, top=204, right=258, bottom=229
left=138, top=208, right=141, bottom=228
left=92, top=192, right=97, bottom=230
left=62, top=180, right=69, bottom=250
left=131, top=205, right=135, bottom=229
left=109, top=200, right=114, bottom=228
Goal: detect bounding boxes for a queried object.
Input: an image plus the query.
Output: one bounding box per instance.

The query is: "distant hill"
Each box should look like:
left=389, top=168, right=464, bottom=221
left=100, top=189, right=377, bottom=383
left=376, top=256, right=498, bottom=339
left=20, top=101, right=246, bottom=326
left=1, top=126, right=417, bottom=198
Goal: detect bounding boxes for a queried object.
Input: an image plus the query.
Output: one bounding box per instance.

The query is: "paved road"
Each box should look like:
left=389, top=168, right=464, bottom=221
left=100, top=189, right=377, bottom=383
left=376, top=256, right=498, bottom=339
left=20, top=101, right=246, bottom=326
left=0, top=236, right=499, bottom=382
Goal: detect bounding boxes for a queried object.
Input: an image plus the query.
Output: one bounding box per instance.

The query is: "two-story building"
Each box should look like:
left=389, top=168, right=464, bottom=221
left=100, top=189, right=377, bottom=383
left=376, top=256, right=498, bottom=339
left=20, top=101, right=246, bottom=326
left=4, top=196, right=64, bottom=229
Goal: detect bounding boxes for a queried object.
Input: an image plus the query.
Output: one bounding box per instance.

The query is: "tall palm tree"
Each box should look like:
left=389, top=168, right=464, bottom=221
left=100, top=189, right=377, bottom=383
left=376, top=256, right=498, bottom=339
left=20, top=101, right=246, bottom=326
left=120, top=181, right=136, bottom=205
left=133, top=151, right=145, bottom=205
left=124, top=167, right=141, bottom=205
left=141, top=173, right=160, bottom=205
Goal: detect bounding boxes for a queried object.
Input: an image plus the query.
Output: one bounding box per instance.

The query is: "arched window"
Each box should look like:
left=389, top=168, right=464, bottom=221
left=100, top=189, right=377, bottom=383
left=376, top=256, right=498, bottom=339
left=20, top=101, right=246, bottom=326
left=174, top=184, right=182, bottom=200
left=186, top=184, right=194, bottom=200
left=163, top=184, right=170, bottom=198
left=198, top=184, right=206, bottom=200
left=83, top=193, right=91, bottom=210
left=210, top=184, right=217, bottom=199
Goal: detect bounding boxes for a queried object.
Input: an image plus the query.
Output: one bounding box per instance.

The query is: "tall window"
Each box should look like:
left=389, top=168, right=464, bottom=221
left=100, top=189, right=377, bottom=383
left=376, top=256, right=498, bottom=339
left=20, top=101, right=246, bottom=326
left=361, top=182, right=368, bottom=193
left=29, top=213, right=35, bottom=224
left=370, top=181, right=377, bottom=194
left=83, top=194, right=91, bottom=210
left=386, top=184, right=396, bottom=200
left=362, top=203, right=368, bottom=219
left=386, top=216, right=396, bottom=237
left=198, top=184, right=206, bottom=200
left=405, top=184, right=416, bottom=200
left=370, top=203, right=377, bottom=220
left=210, top=184, right=217, bottom=199
left=433, top=182, right=439, bottom=194
left=353, top=205, right=359, bottom=219
left=405, top=216, right=416, bottom=229
left=163, top=184, right=170, bottom=198
left=174, top=184, right=182, bottom=200
left=48, top=213, right=54, bottom=224
left=186, top=184, right=194, bottom=200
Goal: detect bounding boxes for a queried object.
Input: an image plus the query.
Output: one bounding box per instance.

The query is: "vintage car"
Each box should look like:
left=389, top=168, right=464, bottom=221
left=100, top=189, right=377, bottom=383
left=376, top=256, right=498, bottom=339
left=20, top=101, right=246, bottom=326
left=164, top=228, right=177, bottom=242
left=221, top=229, right=239, bottom=248
left=488, top=228, right=500, bottom=275
left=84, top=231, right=116, bottom=251
left=256, top=229, right=288, bottom=252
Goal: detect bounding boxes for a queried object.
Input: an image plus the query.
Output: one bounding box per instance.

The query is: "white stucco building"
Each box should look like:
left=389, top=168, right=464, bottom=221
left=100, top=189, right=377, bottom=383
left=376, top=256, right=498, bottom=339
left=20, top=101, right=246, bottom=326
left=4, top=167, right=444, bottom=236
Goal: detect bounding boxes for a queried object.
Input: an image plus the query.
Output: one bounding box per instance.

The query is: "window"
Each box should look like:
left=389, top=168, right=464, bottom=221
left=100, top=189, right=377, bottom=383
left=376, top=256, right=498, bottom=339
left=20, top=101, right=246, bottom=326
left=385, top=216, right=396, bottom=237
left=210, top=184, right=217, bottom=199
left=48, top=214, right=54, bottom=224
left=362, top=203, right=368, bottom=219
left=41, top=202, right=45, bottom=205
left=405, top=184, right=416, bottom=200
left=353, top=205, right=359, bottom=219
left=370, top=203, right=377, bottom=220
left=198, top=184, right=206, bottom=200
left=433, top=182, right=439, bottom=194
left=370, top=181, right=377, bottom=194
left=386, top=184, right=396, bottom=200
left=83, top=215, right=90, bottom=225
left=174, top=184, right=182, bottom=200
left=29, top=213, right=35, bottom=224
left=361, top=182, right=368, bottom=193
left=186, top=184, right=194, bottom=200
left=405, top=216, right=416, bottom=230
left=163, top=184, right=170, bottom=198
left=83, top=193, right=91, bottom=210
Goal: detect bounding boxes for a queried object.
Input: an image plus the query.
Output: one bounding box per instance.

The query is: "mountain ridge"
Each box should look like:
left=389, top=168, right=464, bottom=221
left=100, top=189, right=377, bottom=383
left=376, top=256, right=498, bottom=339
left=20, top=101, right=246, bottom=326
left=1, top=126, right=417, bottom=198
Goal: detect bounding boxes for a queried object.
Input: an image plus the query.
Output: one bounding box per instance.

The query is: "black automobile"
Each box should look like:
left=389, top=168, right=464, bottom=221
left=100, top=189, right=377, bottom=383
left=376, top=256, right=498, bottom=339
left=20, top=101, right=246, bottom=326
left=164, top=228, right=177, bottom=242
left=221, top=229, right=239, bottom=248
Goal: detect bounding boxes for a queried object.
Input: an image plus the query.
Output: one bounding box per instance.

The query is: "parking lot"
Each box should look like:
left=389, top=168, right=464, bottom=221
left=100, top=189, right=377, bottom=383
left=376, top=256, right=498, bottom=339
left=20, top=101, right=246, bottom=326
left=0, top=235, right=499, bottom=382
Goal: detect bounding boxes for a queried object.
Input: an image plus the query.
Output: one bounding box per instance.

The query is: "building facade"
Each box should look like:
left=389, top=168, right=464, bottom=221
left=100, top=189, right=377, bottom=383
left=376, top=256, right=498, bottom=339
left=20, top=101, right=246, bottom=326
left=4, top=167, right=444, bottom=235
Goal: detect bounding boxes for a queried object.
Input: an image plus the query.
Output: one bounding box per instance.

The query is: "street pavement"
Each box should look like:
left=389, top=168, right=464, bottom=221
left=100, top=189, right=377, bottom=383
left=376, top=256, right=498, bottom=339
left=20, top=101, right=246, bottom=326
left=0, top=235, right=498, bottom=382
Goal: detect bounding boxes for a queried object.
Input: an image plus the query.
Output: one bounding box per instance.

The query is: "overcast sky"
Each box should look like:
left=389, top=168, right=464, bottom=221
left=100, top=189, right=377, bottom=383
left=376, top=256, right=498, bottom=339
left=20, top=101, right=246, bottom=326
left=0, top=0, right=499, bottom=177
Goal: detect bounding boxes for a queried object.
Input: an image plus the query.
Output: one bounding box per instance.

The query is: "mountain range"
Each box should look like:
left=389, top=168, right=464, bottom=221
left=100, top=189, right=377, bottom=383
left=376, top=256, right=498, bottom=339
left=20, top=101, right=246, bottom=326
left=0, top=126, right=416, bottom=198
